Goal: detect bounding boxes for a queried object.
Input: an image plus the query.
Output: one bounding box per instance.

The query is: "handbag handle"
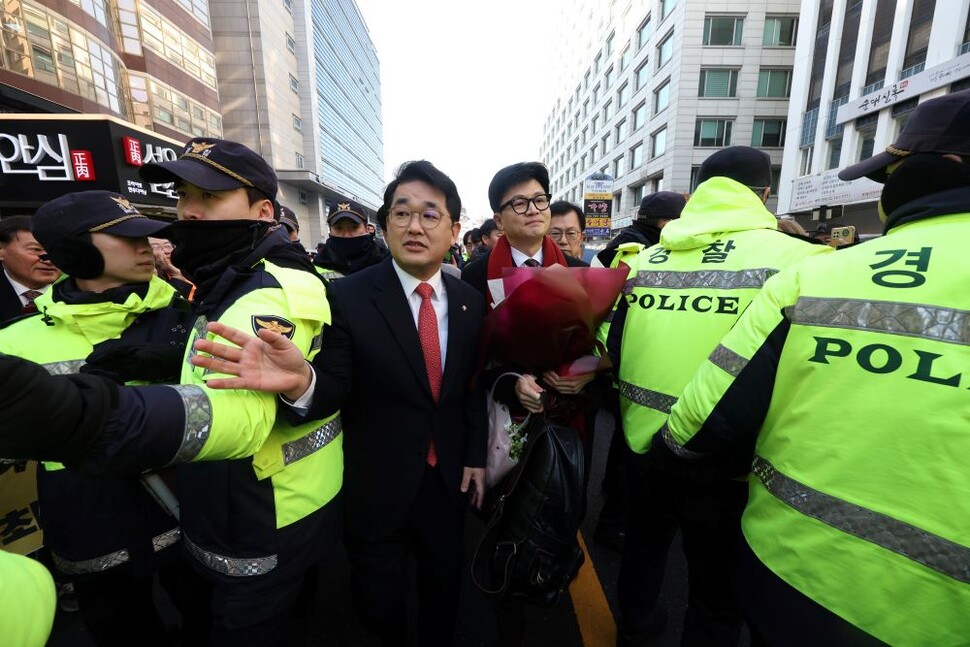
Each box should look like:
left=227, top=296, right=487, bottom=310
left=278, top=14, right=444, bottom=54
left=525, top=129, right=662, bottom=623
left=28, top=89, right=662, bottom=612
left=488, top=371, right=531, bottom=429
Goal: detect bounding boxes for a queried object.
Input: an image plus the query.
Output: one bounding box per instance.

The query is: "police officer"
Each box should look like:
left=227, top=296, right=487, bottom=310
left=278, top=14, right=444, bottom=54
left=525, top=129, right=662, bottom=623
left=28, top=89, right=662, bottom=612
left=0, top=139, right=342, bottom=646
left=312, top=199, right=388, bottom=280
left=0, top=550, right=56, bottom=647
left=660, top=90, right=970, bottom=646
left=0, top=191, right=196, bottom=645
left=607, top=147, right=831, bottom=646
left=597, top=191, right=686, bottom=268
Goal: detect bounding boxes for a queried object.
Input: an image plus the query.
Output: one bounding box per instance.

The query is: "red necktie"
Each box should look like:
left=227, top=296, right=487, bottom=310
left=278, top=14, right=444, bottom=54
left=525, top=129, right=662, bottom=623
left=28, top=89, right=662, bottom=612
left=21, top=290, right=42, bottom=314
left=416, top=282, right=440, bottom=466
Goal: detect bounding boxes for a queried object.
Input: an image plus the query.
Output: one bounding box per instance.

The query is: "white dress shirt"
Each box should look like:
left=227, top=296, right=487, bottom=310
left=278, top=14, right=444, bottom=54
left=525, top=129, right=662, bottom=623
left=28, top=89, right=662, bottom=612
left=5, top=270, right=50, bottom=307
left=509, top=247, right=544, bottom=268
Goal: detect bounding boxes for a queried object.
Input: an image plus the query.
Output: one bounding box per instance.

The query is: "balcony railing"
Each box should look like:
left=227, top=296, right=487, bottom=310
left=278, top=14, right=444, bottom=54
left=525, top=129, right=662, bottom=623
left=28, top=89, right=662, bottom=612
left=861, top=80, right=884, bottom=96
left=899, top=62, right=925, bottom=80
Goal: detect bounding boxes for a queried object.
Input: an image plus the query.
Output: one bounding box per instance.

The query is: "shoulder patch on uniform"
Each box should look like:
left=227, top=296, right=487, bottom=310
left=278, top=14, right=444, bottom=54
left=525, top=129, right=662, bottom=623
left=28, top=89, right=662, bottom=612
left=252, top=315, right=296, bottom=339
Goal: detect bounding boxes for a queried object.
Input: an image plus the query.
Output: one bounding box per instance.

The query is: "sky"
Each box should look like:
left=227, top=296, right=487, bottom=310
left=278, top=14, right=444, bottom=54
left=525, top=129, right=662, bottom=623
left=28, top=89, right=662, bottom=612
left=353, top=0, right=560, bottom=225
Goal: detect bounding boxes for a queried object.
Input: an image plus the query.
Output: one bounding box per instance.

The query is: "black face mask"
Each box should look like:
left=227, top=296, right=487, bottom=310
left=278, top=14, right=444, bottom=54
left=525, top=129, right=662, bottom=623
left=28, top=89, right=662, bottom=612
left=326, top=234, right=374, bottom=258
left=170, top=219, right=272, bottom=282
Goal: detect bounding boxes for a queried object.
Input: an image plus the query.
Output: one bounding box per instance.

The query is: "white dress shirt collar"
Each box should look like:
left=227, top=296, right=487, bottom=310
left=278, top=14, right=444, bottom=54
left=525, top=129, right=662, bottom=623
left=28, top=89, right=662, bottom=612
left=509, top=246, right=544, bottom=267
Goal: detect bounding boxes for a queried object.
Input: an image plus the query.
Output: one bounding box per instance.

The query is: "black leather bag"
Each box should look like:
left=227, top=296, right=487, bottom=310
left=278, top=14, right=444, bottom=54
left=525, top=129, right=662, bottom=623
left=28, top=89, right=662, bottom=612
left=471, top=416, right=586, bottom=607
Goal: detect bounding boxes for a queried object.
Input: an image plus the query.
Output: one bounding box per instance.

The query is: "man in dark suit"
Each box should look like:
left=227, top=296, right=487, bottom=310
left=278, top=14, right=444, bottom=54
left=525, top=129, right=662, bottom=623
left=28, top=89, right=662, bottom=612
left=191, top=160, right=487, bottom=647
left=0, top=216, right=61, bottom=322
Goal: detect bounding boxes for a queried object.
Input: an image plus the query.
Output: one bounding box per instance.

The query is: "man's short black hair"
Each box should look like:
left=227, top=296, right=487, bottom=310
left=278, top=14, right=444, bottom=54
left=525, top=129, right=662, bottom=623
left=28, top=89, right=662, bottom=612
left=549, top=200, right=585, bottom=231
left=471, top=228, right=483, bottom=244
left=479, top=219, right=499, bottom=237
left=488, top=162, right=550, bottom=213
left=0, top=216, right=33, bottom=245
left=378, top=160, right=461, bottom=231
left=463, top=229, right=477, bottom=246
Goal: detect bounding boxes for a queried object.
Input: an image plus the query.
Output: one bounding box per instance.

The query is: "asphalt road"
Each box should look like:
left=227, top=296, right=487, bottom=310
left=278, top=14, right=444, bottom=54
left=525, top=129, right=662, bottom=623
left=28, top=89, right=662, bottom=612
left=49, top=411, right=748, bottom=646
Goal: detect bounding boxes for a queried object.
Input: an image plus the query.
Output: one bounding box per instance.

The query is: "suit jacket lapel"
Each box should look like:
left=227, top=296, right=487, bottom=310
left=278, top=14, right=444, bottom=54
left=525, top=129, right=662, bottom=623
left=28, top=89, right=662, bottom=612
left=371, top=260, right=433, bottom=400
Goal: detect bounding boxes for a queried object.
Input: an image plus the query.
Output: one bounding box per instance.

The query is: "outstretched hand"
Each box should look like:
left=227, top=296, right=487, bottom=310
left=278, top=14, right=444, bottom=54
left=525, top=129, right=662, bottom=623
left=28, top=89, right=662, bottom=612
left=191, top=321, right=312, bottom=400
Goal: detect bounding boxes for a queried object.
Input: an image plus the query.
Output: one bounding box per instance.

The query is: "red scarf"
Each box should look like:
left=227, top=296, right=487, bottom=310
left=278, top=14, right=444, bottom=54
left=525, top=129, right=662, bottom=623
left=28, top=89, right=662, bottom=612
left=485, top=235, right=567, bottom=306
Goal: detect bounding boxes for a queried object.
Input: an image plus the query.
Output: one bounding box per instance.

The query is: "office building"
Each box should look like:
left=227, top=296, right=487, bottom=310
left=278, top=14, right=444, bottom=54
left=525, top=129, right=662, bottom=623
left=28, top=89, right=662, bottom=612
left=210, top=0, right=383, bottom=244
left=779, top=0, right=970, bottom=233
left=541, top=0, right=802, bottom=232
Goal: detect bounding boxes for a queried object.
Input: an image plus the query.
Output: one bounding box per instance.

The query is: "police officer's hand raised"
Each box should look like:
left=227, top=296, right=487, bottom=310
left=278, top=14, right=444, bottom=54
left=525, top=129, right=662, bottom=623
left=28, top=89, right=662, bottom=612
left=191, top=321, right=313, bottom=401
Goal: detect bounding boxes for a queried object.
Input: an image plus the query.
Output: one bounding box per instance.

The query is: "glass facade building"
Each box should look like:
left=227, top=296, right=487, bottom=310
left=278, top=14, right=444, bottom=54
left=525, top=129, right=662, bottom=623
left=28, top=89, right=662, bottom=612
left=0, top=0, right=222, bottom=142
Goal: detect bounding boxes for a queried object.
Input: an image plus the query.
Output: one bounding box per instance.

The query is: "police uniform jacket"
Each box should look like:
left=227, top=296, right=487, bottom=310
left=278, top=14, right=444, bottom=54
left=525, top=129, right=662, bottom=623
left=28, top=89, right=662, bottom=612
left=660, top=184, right=970, bottom=645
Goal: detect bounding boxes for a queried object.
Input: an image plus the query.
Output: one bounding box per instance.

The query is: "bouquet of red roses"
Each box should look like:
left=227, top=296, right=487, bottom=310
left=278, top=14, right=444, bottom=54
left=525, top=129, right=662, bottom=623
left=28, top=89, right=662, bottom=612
left=483, top=264, right=629, bottom=376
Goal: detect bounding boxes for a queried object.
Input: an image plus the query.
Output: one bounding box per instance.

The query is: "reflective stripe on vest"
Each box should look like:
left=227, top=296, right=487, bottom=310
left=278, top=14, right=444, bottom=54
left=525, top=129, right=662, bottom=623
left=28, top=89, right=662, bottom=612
left=626, top=268, right=777, bottom=292
left=709, top=344, right=749, bottom=377
left=619, top=380, right=677, bottom=413
left=167, top=384, right=213, bottom=463
left=282, top=415, right=342, bottom=466
left=788, top=297, right=970, bottom=345
left=752, top=456, right=970, bottom=584
left=182, top=532, right=277, bottom=577
left=51, top=527, right=180, bottom=575
left=659, top=422, right=706, bottom=459
left=42, top=360, right=85, bottom=376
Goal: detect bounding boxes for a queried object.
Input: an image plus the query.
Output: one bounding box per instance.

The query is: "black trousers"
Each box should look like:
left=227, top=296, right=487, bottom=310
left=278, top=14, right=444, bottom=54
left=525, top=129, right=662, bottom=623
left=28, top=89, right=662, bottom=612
left=346, top=465, right=465, bottom=647
left=736, top=539, right=888, bottom=647
left=596, top=387, right=628, bottom=532
left=617, top=451, right=747, bottom=646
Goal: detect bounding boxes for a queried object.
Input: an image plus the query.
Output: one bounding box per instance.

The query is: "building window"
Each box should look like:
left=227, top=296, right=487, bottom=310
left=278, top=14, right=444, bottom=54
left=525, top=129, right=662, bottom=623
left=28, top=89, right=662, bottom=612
left=605, top=31, right=614, bottom=56
left=865, top=0, right=897, bottom=88
left=662, top=0, right=676, bottom=21
left=703, top=16, right=743, bottom=46
left=632, top=184, right=646, bottom=205
left=633, top=102, right=647, bottom=130
left=613, top=156, right=625, bottom=178
left=638, top=16, right=652, bottom=49
left=286, top=33, right=296, bottom=54
left=654, top=80, right=670, bottom=113
left=289, top=75, right=299, bottom=92
left=657, top=32, right=674, bottom=68
left=295, top=152, right=304, bottom=168
left=757, top=68, right=792, bottom=98
left=699, top=69, right=739, bottom=97
left=800, top=146, right=814, bottom=176
left=602, top=135, right=610, bottom=156
left=292, top=114, right=302, bottom=132
left=651, top=173, right=665, bottom=192
left=615, top=120, right=627, bottom=144
left=752, top=119, right=787, bottom=147
left=590, top=144, right=597, bottom=164
left=284, top=0, right=292, bottom=12
left=694, top=119, right=734, bottom=147
left=617, top=83, right=630, bottom=108
left=631, top=143, right=644, bottom=169
left=636, top=62, right=650, bottom=90
left=690, top=166, right=702, bottom=190
left=594, top=53, right=602, bottom=74
left=592, top=84, right=601, bottom=104
left=856, top=114, right=879, bottom=161
left=763, top=16, right=797, bottom=46
left=605, top=66, right=614, bottom=90
left=651, top=126, right=667, bottom=157
left=620, top=46, right=631, bottom=72
left=902, top=0, right=935, bottom=74
left=582, top=127, right=588, bottom=144
left=892, top=98, right=919, bottom=136
left=603, top=100, right=613, bottom=121
left=827, top=136, right=843, bottom=170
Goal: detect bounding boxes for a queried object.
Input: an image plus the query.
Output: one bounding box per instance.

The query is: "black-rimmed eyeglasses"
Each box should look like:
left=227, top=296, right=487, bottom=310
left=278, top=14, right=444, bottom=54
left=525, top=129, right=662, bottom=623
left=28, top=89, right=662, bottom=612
left=499, top=193, right=552, bottom=215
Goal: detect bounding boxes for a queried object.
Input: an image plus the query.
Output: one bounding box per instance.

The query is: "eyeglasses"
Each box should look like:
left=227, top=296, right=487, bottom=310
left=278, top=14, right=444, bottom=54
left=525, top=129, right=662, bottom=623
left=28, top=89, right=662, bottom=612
left=499, top=193, right=552, bottom=215
left=388, top=207, right=447, bottom=230
left=549, top=229, right=582, bottom=241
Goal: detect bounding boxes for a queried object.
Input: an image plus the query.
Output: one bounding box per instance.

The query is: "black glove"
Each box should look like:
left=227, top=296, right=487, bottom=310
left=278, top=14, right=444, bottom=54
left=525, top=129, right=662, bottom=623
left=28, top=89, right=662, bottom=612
left=82, top=340, right=186, bottom=384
